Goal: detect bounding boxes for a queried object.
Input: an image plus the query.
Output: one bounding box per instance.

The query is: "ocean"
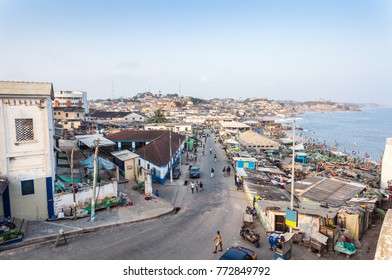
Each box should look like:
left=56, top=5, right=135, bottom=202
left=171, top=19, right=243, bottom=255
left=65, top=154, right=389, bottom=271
left=297, top=108, right=392, bottom=161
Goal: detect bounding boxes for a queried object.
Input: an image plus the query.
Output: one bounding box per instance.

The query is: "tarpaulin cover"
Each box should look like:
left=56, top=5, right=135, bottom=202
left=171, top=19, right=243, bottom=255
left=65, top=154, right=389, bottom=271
left=80, top=154, right=116, bottom=170
left=334, top=241, right=356, bottom=255
left=57, top=175, right=82, bottom=184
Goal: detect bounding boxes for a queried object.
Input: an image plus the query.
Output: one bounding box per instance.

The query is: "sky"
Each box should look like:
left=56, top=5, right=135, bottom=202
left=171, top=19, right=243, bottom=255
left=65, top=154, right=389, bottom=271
left=0, top=0, right=391, bottom=104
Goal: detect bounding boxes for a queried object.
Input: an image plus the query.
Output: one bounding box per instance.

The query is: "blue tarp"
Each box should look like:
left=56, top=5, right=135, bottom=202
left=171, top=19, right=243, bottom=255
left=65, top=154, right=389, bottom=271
left=80, top=154, right=116, bottom=170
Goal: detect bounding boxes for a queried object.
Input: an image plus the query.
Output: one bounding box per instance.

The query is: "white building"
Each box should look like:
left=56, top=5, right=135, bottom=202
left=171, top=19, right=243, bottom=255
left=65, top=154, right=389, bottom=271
left=54, top=90, right=89, bottom=114
left=381, top=138, right=392, bottom=189
left=0, top=81, right=56, bottom=220
left=144, top=123, right=192, bottom=133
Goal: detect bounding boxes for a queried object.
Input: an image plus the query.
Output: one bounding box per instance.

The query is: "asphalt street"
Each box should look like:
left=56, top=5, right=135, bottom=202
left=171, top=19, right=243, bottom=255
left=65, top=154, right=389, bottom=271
left=0, top=132, right=267, bottom=260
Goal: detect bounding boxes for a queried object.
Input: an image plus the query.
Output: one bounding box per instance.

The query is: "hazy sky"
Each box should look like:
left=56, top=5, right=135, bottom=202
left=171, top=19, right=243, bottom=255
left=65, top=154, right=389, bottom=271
left=1, top=0, right=391, bottom=104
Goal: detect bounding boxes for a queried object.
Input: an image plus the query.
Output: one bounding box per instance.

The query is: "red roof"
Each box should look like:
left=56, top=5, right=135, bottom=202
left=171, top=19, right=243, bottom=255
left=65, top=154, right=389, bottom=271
left=106, top=129, right=186, bottom=166
left=106, top=130, right=168, bottom=142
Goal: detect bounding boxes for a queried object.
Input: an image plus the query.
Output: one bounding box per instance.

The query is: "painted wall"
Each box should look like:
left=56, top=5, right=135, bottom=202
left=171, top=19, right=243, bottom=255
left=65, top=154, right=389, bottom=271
left=8, top=178, right=49, bottom=220
left=53, top=181, right=118, bottom=214
left=259, top=208, right=320, bottom=239
left=137, top=143, right=183, bottom=185
left=381, top=138, right=392, bottom=189
left=0, top=96, right=56, bottom=220
left=124, top=158, right=138, bottom=180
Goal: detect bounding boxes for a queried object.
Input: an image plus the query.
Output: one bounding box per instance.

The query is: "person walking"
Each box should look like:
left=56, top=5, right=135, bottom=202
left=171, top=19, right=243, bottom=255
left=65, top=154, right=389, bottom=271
left=214, top=154, right=217, bottom=161
left=211, top=168, right=215, bottom=178
left=226, top=166, right=231, bottom=176
left=199, top=181, right=204, bottom=192
left=240, top=176, right=244, bottom=188
left=213, top=231, right=223, bottom=253
left=236, top=175, right=241, bottom=190
left=190, top=181, right=195, bottom=194
left=209, top=147, right=212, bottom=154
left=222, top=166, right=226, bottom=176
left=196, top=181, right=199, bottom=193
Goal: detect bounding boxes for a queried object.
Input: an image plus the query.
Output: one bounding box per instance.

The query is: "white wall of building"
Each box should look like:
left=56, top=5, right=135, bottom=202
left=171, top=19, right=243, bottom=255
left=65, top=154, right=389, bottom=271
left=53, top=181, right=118, bottom=214
left=54, top=90, right=89, bottom=114
left=0, top=88, right=56, bottom=220
left=381, top=138, right=392, bottom=189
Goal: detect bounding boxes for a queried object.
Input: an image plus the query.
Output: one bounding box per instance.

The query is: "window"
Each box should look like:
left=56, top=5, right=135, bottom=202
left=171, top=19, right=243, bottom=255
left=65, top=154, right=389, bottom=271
left=275, top=215, right=285, bottom=231
left=65, top=113, right=69, bottom=118
left=77, top=113, right=80, bottom=118
left=15, top=118, right=34, bottom=142
left=21, top=180, right=35, bottom=195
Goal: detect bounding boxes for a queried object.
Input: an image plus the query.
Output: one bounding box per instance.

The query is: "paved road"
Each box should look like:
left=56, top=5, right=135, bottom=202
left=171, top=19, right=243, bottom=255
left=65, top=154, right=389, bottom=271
left=0, top=132, right=265, bottom=260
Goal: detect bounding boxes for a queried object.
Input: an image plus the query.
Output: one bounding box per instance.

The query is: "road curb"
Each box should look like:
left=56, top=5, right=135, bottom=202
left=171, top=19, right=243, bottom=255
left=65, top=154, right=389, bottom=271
left=0, top=206, right=175, bottom=252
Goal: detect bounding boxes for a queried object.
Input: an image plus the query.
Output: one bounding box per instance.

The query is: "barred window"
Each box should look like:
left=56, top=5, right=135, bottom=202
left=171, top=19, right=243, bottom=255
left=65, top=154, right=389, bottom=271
left=15, top=118, right=34, bottom=142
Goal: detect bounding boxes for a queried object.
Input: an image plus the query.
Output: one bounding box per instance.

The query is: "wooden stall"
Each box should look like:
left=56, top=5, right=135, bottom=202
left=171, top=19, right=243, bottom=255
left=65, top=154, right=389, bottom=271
left=308, top=231, right=328, bottom=257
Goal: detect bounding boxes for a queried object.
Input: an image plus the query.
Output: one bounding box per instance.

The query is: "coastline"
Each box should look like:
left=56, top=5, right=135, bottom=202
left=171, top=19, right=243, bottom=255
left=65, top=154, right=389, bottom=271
left=292, top=108, right=392, bottom=161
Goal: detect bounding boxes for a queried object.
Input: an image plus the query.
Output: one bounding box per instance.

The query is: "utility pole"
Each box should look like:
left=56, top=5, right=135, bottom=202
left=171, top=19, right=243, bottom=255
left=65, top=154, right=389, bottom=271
left=290, top=119, right=296, bottom=233
left=179, top=138, right=182, bottom=172
left=91, top=139, right=100, bottom=222
left=169, top=130, right=173, bottom=183
left=71, top=148, right=77, bottom=220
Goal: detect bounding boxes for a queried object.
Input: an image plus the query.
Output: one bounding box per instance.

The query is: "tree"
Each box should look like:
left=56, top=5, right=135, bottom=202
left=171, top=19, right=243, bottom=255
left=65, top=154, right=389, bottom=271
left=148, top=109, right=169, bottom=123
left=190, top=97, right=207, bottom=105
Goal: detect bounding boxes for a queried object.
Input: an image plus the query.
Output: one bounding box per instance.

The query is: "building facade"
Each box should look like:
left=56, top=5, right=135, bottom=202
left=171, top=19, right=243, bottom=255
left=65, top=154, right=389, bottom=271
left=53, top=90, right=89, bottom=114
left=0, top=81, right=56, bottom=220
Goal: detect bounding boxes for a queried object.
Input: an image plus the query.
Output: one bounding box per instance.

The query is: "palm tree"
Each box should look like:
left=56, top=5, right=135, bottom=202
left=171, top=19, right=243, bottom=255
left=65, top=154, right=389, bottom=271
left=148, top=109, right=168, bottom=123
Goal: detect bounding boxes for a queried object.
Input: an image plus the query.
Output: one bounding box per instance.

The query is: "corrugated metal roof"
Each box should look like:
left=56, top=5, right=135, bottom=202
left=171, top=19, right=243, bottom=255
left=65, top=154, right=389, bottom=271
left=239, top=130, right=279, bottom=146
left=75, top=134, right=116, bottom=148
left=290, top=177, right=366, bottom=207
left=111, top=150, right=139, bottom=161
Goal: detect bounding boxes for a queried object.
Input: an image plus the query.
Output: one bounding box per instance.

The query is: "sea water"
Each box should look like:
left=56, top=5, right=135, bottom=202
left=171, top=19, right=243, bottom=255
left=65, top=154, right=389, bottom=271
left=297, top=108, right=392, bottom=161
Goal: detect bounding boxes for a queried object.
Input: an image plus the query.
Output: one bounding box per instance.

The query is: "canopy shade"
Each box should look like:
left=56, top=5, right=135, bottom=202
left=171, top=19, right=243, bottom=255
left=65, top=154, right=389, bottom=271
left=75, top=134, right=115, bottom=148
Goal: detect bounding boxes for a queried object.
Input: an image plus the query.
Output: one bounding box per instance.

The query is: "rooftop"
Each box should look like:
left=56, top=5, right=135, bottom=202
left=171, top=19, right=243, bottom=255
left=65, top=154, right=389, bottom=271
left=0, top=81, right=54, bottom=99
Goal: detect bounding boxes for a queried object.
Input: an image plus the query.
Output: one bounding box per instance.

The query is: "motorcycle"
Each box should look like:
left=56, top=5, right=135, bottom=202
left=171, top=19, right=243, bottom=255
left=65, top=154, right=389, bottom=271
left=240, top=226, right=261, bottom=248
left=246, top=206, right=257, bottom=220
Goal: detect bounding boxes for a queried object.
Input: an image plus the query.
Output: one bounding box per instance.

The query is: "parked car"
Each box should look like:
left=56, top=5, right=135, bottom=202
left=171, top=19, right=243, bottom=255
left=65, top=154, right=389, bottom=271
left=189, top=166, right=200, bottom=178
left=172, top=166, right=181, bottom=179
left=219, top=246, right=257, bottom=260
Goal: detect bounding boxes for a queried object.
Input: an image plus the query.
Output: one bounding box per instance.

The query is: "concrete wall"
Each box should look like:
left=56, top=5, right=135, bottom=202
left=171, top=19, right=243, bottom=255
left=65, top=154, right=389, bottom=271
left=8, top=177, right=49, bottom=220
left=123, top=158, right=138, bottom=180
left=53, top=181, right=118, bottom=214
left=259, top=208, right=320, bottom=239
left=375, top=209, right=392, bottom=260
left=0, top=96, right=55, bottom=220
left=297, top=214, right=320, bottom=239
